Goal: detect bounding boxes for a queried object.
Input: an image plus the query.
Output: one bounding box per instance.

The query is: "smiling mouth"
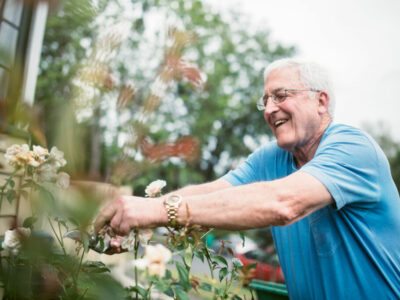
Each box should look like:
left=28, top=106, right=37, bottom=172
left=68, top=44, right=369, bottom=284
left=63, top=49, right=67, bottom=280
left=274, top=119, right=288, bottom=128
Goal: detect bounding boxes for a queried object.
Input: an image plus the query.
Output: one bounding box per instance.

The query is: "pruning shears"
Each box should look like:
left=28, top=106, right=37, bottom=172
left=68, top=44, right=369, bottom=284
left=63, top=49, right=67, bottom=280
left=63, top=230, right=111, bottom=253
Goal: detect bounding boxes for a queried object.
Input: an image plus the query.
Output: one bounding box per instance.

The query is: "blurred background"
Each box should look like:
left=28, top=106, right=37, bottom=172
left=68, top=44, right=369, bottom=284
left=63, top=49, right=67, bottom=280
left=1, top=0, right=400, bottom=286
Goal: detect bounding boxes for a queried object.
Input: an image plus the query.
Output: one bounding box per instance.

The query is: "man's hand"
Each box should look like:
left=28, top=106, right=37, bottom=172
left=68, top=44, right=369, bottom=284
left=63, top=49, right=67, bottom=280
left=94, top=195, right=166, bottom=235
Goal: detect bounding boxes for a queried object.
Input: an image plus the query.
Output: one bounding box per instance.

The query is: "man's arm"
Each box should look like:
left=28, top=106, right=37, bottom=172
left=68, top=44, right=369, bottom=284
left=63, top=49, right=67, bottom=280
left=165, top=178, right=233, bottom=197
left=178, top=171, right=333, bottom=230
left=95, top=172, right=333, bottom=233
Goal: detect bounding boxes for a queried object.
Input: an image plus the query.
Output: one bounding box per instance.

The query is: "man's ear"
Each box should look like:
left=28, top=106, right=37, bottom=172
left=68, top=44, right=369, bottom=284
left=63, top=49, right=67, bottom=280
left=317, top=91, right=330, bottom=115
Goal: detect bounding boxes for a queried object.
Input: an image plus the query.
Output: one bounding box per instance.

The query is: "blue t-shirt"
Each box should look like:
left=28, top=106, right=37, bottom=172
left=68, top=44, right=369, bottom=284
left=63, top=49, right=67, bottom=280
left=223, top=123, right=400, bottom=299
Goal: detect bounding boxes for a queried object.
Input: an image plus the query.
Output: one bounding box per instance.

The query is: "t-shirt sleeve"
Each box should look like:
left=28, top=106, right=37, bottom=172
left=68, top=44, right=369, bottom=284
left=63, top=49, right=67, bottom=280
left=300, top=129, right=382, bottom=210
left=222, top=150, right=262, bottom=186
left=222, top=143, right=278, bottom=186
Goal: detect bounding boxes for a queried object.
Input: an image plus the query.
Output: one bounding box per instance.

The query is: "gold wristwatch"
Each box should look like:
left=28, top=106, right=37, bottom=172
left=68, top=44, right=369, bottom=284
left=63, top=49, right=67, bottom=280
left=163, top=194, right=182, bottom=228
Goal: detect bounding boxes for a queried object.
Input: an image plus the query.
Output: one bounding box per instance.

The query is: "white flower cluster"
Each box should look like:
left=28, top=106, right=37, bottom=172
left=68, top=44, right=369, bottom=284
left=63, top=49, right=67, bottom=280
left=120, top=229, right=153, bottom=252
left=5, top=144, right=70, bottom=189
left=1, top=228, right=31, bottom=255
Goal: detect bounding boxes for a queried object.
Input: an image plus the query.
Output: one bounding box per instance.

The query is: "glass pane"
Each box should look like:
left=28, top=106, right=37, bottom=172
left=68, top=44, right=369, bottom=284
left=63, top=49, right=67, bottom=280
left=2, top=0, right=24, bottom=25
left=0, top=22, right=18, bottom=68
left=0, top=68, right=9, bottom=100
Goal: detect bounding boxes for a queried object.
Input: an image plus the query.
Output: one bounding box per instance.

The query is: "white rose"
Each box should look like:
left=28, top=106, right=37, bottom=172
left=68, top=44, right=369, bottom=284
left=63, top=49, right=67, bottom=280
left=30, top=145, right=49, bottom=167
left=133, top=244, right=172, bottom=277
left=5, top=144, right=31, bottom=167
left=144, top=180, right=166, bottom=197
left=56, top=172, right=70, bottom=189
left=2, top=228, right=31, bottom=255
left=48, top=146, right=67, bottom=169
left=121, top=230, right=136, bottom=252
left=138, top=229, right=153, bottom=246
left=33, top=164, right=57, bottom=182
left=148, top=263, right=167, bottom=277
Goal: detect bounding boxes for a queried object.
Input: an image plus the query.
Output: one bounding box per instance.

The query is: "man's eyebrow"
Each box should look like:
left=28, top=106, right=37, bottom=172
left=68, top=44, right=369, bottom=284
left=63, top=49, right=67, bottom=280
left=265, top=87, right=284, bottom=95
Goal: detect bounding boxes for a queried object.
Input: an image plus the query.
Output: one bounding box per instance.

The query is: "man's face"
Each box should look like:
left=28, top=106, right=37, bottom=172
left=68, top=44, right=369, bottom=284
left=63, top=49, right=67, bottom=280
left=264, top=67, right=323, bottom=153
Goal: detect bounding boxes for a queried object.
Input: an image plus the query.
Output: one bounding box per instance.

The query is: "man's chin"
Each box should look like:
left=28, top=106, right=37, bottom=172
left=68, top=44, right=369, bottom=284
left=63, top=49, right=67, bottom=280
left=276, top=138, right=294, bottom=152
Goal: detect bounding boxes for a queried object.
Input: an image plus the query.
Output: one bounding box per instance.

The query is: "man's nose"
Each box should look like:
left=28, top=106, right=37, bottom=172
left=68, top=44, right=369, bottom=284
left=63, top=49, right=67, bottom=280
left=264, top=99, right=279, bottom=117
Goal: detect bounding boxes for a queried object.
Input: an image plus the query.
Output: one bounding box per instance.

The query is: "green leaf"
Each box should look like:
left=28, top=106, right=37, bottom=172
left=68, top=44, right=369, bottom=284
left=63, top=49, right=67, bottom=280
left=162, top=287, right=174, bottom=297
left=238, top=231, right=245, bottom=247
left=175, top=261, right=190, bottom=291
left=165, top=269, right=172, bottom=280
left=232, top=257, right=243, bottom=269
left=244, top=262, right=258, bottom=271
left=199, top=282, right=212, bottom=292
left=219, top=267, right=228, bottom=281
left=194, top=250, right=205, bottom=262
left=174, top=286, right=190, bottom=300
left=213, top=255, right=228, bottom=267
left=82, top=233, right=90, bottom=252
left=232, top=295, right=243, bottom=300
left=6, top=189, right=17, bottom=203
left=130, top=286, right=148, bottom=299
left=39, top=186, right=55, bottom=207
left=7, top=179, right=15, bottom=188
left=84, top=260, right=107, bottom=268
left=183, top=245, right=193, bottom=268
left=23, top=216, right=38, bottom=229
left=68, top=217, right=79, bottom=226
left=58, top=219, right=69, bottom=231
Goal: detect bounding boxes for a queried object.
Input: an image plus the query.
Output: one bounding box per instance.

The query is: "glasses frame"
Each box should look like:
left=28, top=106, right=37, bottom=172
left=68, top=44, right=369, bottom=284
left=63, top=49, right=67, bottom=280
left=256, top=88, right=321, bottom=111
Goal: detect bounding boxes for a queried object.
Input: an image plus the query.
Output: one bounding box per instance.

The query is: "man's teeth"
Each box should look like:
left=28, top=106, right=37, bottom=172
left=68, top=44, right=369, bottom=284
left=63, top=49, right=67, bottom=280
left=274, top=120, right=287, bottom=127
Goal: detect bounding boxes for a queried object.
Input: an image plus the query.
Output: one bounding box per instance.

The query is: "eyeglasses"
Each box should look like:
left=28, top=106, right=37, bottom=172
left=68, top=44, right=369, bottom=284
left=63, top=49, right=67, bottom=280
left=256, top=88, right=321, bottom=111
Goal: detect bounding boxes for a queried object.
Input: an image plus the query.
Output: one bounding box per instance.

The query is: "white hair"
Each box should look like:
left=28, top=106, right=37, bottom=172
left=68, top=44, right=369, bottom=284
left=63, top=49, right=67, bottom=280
left=263, top=58, right=335, bottom=117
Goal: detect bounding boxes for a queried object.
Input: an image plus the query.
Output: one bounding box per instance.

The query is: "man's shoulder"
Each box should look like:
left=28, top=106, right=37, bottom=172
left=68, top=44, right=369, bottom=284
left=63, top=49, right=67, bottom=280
left=323, top=123, right=374, bottom=147
left=317, top=122, right=387, bottom=167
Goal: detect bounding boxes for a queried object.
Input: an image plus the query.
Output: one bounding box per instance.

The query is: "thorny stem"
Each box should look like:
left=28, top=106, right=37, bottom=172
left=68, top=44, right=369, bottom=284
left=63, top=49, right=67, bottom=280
left=75, top=248, right=85, bottom=288
left=134, top=230, right=140, bottom=300
left=200, top=228, right=214, bottom=240
left=146, top=281, right=153, bottom=300
left=48, top=217, right=67, bottom=256
left=58, top=221, right=66, bottom=253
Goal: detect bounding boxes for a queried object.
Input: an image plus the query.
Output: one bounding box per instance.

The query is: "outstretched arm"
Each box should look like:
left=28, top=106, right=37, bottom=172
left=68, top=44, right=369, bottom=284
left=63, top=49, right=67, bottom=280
left=94, top=172, right=333, bottom=234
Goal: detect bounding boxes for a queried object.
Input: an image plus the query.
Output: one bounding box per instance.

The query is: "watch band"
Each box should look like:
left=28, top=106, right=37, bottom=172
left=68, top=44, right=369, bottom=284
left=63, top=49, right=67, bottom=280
left=164, top=194, right=182, bottom=228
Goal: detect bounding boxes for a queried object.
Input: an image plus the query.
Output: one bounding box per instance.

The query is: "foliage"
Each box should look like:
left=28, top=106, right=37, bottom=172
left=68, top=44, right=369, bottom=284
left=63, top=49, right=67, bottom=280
left=362, top=121, right=400, bottom=190
left=35, top=0, right=295, bottom=191
left=0, top=151, right=256, bottom=299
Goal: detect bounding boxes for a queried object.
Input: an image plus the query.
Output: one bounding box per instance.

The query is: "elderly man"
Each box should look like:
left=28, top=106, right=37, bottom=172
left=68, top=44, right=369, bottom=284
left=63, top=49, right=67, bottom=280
left=95, top=58, right=400, bottom=299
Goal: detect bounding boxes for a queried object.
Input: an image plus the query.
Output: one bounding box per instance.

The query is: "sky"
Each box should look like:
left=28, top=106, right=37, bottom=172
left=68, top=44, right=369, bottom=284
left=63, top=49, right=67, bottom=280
left=206, top=0, right=400, bottom=141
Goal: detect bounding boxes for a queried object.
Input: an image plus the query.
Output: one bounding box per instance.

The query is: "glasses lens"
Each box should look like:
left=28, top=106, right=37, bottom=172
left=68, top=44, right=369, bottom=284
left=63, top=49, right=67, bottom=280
left=256, top=97, right=265, bottom=111
left=272, top=91, right=288, bottom=104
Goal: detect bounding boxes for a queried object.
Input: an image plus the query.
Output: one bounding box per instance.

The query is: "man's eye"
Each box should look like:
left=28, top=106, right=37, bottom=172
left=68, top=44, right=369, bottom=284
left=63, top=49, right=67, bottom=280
left=274, top=93, right=287, bottom=102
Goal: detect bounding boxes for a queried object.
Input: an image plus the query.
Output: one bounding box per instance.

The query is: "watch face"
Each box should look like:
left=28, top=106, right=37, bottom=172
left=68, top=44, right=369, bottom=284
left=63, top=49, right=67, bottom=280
left=168, top=195, right=181, bottom=204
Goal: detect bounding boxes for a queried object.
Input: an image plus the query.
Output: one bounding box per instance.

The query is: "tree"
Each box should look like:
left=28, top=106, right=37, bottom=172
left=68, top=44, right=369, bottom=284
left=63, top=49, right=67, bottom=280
left=35, top=0, right=295, bottom=192
left=112, top=0, right=295, bottom=192
left=362, top=121, right=400, bottom=191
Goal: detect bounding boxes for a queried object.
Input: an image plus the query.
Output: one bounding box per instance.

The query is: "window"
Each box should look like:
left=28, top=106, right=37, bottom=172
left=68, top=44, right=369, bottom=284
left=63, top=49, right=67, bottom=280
left=0, top=0, right=31, bottom=102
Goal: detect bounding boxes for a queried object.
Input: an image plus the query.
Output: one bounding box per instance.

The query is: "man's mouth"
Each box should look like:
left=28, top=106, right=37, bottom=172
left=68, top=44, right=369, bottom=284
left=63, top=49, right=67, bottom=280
left=274, top=119, right=288, bottom=128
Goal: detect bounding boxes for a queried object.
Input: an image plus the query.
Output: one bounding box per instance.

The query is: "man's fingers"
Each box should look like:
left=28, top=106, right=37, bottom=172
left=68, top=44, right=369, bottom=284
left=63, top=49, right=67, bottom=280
left=110, top=208, right=123, bottom=233
left=94, top=202, right=117, bottom=233
left=104, top=236, right=127, bottom=255
left=119, top=222, right=131, bottom=236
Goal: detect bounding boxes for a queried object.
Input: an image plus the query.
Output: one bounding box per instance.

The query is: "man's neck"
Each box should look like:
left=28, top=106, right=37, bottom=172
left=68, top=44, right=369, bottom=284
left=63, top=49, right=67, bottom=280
left=293, top=118, right=332, bottom=168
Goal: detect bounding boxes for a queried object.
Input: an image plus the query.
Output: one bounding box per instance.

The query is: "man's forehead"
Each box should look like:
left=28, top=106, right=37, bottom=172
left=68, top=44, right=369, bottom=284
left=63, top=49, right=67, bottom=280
left=264, top=67, right=302, bottom=88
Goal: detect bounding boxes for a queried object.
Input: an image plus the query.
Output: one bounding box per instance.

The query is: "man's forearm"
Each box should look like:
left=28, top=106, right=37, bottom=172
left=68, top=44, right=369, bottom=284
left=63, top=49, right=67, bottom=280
left=166, top=178, right=232, bottom=197
left=176, top=181, right=282, bottom=230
